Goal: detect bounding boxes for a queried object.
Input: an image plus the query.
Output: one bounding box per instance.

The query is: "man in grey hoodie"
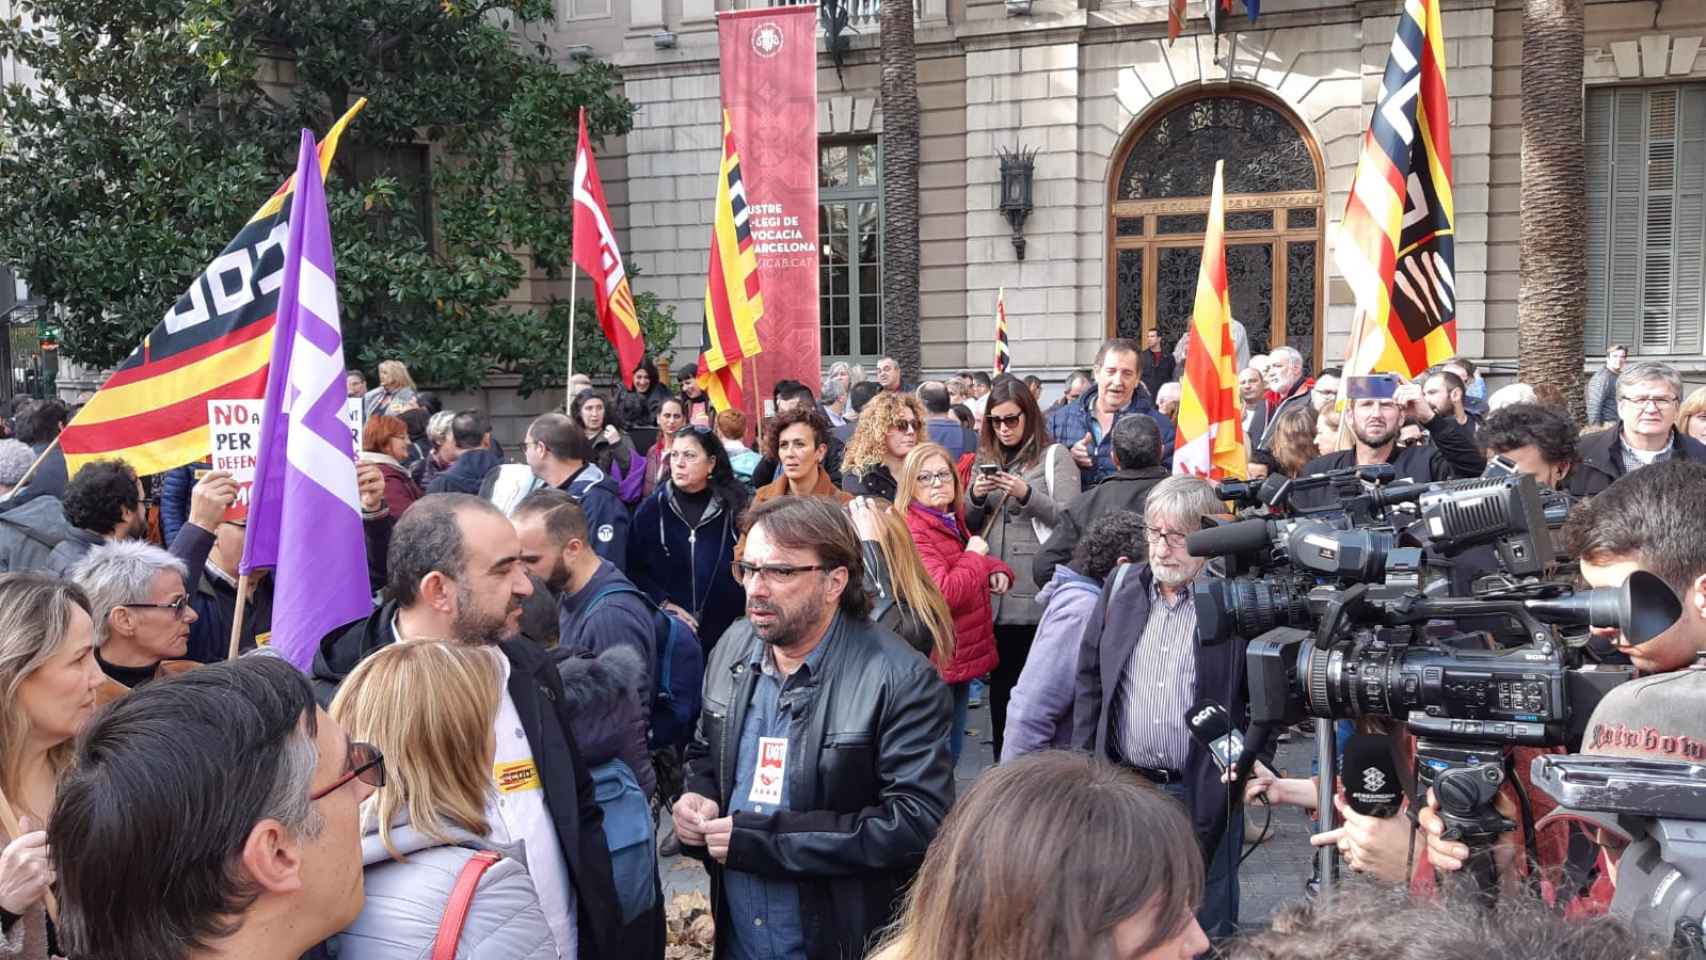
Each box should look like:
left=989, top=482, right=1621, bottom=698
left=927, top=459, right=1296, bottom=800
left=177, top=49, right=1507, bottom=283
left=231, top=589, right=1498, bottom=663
left=1001, top=510, right=1146, bottom=761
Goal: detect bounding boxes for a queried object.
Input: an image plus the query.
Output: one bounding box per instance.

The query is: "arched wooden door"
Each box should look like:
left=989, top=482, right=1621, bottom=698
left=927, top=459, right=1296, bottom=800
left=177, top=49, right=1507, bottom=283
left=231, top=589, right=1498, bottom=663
left=1107, top=89, right=1326, bottom=370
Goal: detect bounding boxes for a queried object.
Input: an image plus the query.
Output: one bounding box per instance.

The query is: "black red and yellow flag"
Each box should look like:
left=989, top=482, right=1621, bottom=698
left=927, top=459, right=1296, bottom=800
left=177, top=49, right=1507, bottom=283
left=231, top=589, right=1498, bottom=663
left=60, top=100, right=366, bottom=479
left=1334, top=0, right=1456, bottom=379
left=993, top=287, right=1010, bottom=375
left=695, top=110, right=764, bottom=413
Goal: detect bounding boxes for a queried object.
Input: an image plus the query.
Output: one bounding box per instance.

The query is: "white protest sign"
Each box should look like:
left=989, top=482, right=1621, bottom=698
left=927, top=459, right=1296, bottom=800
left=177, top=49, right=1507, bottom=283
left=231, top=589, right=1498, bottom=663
left=341, top=398, right=363, bottom=455
left=206, top=399, right=266, bottom=521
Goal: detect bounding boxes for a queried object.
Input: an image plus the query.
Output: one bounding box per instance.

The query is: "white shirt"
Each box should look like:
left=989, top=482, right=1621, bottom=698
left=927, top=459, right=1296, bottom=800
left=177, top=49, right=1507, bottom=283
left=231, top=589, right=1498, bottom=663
left=490, top=655, right=579, bottom=959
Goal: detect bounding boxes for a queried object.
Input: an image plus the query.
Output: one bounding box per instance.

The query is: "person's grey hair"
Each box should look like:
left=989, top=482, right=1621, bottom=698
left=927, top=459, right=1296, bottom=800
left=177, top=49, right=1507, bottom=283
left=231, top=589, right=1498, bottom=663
left=1618, top=360, right=1683, bottom=400
left=1157, top=382, right=1182, bottom=405
left=1268, top=346, right=1303, bottom=370
left=822, top=379, right=847, bottom=404
left=426, top=410, right=457, bottom=445
left=262, top=725, right=324, bottom=841
left=1143, top=475, right=1224, bottom=531
left=0, top=440, right=35, bottom=488
left=828, top=361, right=851, bottom=380
left=71, top=541, right=189, bottom=647
left=1487, top=382, right=1537, bottom=411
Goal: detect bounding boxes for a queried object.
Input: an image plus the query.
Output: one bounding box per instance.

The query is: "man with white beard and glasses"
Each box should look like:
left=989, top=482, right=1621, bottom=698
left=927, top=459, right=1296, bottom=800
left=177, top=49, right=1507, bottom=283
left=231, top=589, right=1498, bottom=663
left=673, top=496, right=951, bottom=960
left=1071, top=475, right=1248, bottom=941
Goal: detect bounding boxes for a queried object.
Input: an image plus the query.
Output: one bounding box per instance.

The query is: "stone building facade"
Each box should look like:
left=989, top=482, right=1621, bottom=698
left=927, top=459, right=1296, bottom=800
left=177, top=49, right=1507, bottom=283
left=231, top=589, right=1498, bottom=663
left=547, top=0, right=1706, bottom=391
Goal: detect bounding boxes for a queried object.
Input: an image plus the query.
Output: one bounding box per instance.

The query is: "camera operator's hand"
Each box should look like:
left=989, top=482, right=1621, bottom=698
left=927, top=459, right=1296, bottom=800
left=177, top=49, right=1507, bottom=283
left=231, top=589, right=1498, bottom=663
left=1394, top=382, right=1434, bottom=425
left=1310, top=794, right=1413, bottom=884
left=1416, top=787, right=1523, bottom=883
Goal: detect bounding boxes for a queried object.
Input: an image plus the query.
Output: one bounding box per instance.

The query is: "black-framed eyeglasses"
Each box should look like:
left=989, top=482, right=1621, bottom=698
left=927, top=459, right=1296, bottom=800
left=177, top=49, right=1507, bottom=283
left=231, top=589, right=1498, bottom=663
left=121, top=595, right=193, bottom=620
left=1142, top=527, right=1189, bottom=550
left=988, top=412, right=1024, bottom=428
left=731, top=561, right=831, bottom=586
left=309, top=741, right=386, bottom=801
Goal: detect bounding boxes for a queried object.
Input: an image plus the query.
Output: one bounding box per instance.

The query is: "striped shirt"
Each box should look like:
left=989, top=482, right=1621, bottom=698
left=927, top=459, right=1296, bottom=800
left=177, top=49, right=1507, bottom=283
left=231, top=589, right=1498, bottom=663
left=1112, top=578, right=1199, bottom=771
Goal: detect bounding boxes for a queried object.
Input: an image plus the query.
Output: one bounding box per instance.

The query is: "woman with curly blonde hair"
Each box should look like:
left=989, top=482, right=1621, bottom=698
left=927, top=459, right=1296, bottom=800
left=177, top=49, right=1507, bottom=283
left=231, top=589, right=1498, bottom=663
left=839, top=391, right=927, bottom=501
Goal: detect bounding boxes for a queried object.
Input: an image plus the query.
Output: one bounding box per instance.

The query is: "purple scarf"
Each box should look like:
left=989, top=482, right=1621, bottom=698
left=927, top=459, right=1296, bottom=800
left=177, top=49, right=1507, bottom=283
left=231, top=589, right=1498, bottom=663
left=911, top=502, right=961, bottom=538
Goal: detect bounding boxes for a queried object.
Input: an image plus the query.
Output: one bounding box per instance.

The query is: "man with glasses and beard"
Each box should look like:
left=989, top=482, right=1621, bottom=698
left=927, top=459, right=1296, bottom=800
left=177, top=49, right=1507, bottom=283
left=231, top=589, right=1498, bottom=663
left=313, top=493, right=631, bottom=959
left=673, top=497, right=952, bottom=960
left=1288, top=380, right=1485, bottom=510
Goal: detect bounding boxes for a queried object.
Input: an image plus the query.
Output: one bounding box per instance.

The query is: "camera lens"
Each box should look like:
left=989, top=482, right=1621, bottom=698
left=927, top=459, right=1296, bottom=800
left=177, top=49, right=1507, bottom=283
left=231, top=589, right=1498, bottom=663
left=1192, top=578, right=1312, bottom=645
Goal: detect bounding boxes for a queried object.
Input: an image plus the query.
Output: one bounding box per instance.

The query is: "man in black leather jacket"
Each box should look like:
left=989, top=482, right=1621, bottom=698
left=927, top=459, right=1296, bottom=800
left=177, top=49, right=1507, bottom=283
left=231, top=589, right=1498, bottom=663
left=673, top=497, right=952, bottom=960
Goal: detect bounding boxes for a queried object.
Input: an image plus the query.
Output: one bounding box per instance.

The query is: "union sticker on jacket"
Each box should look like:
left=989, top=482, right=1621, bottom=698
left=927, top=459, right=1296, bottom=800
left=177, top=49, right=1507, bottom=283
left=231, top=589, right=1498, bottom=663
left=494, top=758, right=541, bottom=794
left=749, top=737, right=788, bottom=806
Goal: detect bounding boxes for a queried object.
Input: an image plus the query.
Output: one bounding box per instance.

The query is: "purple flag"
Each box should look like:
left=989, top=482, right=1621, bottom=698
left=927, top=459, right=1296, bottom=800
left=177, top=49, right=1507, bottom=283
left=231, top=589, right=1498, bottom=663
left=241, top=130, right=372, bottom=670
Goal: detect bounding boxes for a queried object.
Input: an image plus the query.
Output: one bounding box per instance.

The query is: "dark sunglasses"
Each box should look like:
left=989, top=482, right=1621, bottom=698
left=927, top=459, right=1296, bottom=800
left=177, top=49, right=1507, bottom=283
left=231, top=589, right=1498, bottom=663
left=891, top=419, right=920, bottom=434
left=310, top=741, right=386, bottom=801
left=988, top=412, right=1024, bottom=428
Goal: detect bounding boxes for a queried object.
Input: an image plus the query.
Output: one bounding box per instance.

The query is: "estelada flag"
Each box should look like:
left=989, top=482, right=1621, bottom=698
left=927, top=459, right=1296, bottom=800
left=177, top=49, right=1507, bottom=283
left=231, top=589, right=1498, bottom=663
left=60, top=100, right=367, bottom=479
left=696, top=110, right=764, bottom=411
left=1174, top=160, right=1246, bottom=481
left=993, top=287, right=1010, bottom=375
left=1334, top=0, right=1457, bottom=379
left=572, top=107, right=645, bottom=388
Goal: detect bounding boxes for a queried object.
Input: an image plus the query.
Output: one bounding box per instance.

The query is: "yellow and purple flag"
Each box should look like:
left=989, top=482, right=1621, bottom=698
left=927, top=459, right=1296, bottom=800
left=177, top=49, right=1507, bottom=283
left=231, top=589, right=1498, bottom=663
left=1174, top=161, right=1246, bottom=481
left=240, top=130, right=371, bottom=671
left=1335, top=0, right=1457, bottom=380
left=59, top=101, right=366, bottom=479
left=696, top=110, right=764, bottom=413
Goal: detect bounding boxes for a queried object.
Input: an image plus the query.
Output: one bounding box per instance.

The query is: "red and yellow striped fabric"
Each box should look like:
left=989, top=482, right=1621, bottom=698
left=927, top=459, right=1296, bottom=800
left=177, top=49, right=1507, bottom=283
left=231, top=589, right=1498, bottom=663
left=696, top=110, right=765, bottom=412
left=1174, top=160, right=1246, bottom=481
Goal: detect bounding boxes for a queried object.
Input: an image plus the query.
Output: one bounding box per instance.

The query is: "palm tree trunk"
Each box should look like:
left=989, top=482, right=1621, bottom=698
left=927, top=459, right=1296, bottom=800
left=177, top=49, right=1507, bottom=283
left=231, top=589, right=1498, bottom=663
left=880, top=0, right=921, bottom=382
left=1517, top=0, right=1586, bottom=419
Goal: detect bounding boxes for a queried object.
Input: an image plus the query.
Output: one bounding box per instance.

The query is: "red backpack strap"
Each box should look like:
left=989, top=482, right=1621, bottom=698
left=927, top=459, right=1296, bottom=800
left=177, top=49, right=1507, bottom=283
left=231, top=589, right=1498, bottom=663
left=431, top=849, right=503, bottom=960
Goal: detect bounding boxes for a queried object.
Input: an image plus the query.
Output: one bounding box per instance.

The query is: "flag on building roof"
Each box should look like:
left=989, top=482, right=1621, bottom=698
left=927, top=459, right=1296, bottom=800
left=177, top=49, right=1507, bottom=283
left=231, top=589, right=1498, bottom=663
left=572, top=107, right=646, bottom=388
left=696, top=110, right=764, bottom=412
left=58, top=101, right=366, bottom=480
left=1168, top=0, right=1187, bottom=43
left=1174, top=160, right=1246, bottom=481
left=1205, top=0, right=1231, bottom=34
left=240, top=129, right=371, bottom=672
left=993, top=287, right=1010, bottom=375
left=1245, top=0, right=1260, bottom=23
left=1334, top=0, right=1457, bottom=380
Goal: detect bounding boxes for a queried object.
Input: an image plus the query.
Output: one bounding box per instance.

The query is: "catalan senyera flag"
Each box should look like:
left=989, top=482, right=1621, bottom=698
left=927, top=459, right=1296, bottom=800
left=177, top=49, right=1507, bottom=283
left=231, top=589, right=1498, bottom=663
left=993, top=287, right=1010, bottom=375
left=1174, top=161, right=1245, bottom=481
left=572, top=107, right=645, bottom=389
left=60, top=100, right=367, bottom=479
left=1334, top=0, right=1457, bottom=380
left=696, top=110, right=764, bottom=412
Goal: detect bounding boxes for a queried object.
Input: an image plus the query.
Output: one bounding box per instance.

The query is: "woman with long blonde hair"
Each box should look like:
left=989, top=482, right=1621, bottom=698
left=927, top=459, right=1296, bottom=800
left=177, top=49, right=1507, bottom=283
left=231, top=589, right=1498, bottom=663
left=364, top=359, right=418, bottom=418
left=0, top=575, right=105, bottom=960
left=840, top=391, right=927, bottom=501
left=330, top=641, right=556, bottom=960
left=870, top=751, right=1208, bottom=960
left=898, top=442, right=1014, bottom=763
left=848, top=497, right=955, bottom=663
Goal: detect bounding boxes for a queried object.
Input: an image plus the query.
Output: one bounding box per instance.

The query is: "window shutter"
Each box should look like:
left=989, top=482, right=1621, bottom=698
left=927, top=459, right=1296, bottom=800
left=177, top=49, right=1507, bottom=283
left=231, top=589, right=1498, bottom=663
left=1642, top=90, right=1679, bottom=353
left=1610, top=89, right=1646, bottom=352
left=1675, top=86, right=1706, bottom=355
left=1585, top=90, right=1613, bottom=354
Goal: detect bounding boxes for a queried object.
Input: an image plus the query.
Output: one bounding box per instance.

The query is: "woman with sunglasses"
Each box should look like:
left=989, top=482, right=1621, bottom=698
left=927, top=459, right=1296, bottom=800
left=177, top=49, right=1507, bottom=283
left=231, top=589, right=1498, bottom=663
left=840, top=391, right=928, bottom=502
left=630, top=426, right=750, bottom=651
left=964, top=374, right=1080, bottom=762
left=0, top=575, right=104, bottom=960
left=331, top=640, right=556, bottom=960
left=899, top=443, right=1015, bottom=764
left=644, top=397, right=688, bottom=499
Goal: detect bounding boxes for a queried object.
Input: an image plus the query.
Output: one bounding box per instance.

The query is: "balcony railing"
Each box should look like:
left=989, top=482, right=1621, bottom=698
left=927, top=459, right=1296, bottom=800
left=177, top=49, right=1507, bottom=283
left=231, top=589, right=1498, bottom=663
left=737, top=0, right=886, bottom=29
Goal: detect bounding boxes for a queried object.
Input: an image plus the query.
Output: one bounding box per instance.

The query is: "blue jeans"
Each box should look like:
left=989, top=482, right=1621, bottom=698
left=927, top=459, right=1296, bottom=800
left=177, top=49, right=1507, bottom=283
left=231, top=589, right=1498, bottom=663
left=1162, top=782, right=1241, bottom=939
left=948, top=682, right=970, bottom=763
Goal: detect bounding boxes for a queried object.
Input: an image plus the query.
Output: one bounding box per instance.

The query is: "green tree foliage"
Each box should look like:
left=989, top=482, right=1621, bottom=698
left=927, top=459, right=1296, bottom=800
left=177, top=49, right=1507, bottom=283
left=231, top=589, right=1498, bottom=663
left=0, top=0, right=653, bottom=390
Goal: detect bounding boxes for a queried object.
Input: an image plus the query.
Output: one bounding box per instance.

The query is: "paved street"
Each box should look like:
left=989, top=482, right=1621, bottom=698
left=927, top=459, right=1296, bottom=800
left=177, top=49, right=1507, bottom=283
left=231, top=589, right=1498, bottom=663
left=662, top=698, right=1322, bottom=933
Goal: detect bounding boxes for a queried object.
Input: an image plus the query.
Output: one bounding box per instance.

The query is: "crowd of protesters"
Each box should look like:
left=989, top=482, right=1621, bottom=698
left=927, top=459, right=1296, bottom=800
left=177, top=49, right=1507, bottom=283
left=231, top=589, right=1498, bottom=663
left=0, top=341, right=1696, bottom=960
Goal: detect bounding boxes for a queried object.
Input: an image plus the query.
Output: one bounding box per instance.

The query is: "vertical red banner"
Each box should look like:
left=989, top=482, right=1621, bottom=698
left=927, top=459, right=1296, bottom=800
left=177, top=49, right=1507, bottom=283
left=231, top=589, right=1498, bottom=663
left=717, top=7, right=821, bottom=405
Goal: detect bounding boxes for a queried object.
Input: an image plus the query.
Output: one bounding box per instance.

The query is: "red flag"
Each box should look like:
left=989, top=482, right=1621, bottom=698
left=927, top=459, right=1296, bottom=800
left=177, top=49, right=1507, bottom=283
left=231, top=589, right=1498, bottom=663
left=572, top=108, right=646, bottom=388
left=1168, top=0, right=1186, bottom=43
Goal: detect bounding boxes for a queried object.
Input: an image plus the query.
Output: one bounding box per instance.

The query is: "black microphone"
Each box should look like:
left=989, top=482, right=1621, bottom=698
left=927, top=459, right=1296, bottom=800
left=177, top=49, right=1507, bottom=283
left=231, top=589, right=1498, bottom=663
left=1184, top=699, right=1246, bottom=775
left=1185, top=518, right=1271, bottom=559
left=1341, top=733, right=1403, bottom=818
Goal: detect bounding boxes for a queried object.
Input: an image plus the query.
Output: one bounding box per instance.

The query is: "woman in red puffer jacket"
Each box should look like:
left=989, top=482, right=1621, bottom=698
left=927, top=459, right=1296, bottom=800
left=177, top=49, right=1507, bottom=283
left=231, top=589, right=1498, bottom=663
left=900, top=442, right=1015, bottom=764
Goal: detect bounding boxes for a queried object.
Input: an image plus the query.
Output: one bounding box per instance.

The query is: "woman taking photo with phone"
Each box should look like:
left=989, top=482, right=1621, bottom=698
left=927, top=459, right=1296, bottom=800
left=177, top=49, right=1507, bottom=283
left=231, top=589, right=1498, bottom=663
left=900, top=443, right=1014, bottom=764
left=964, top=375, right=1079, bottom=762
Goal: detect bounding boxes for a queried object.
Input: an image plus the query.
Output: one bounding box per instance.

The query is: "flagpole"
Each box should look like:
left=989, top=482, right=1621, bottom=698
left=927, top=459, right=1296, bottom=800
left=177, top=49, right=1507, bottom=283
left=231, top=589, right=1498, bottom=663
left=566, top=264, right=579, bottom=414
left=228, top=574, right=250, bottom=661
